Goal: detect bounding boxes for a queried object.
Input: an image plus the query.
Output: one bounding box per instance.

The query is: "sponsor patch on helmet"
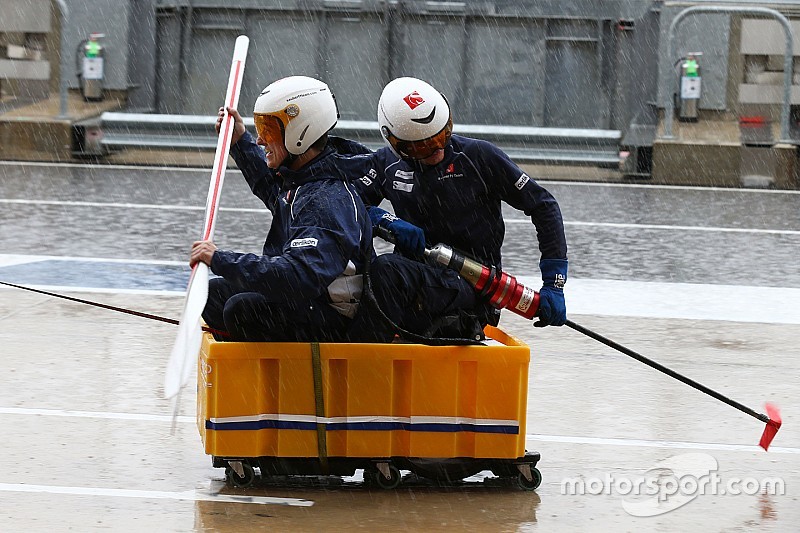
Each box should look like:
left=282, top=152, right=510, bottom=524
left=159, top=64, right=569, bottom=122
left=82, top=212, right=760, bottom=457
left=290, top=237, right=318, bottom=248
left=393, top=181, right=414, bottom=192
left=403, top=91, right=425, bottom=110
left=395, top=169, right=414, bottom=180
left=514, top=173, right=530, bottom=190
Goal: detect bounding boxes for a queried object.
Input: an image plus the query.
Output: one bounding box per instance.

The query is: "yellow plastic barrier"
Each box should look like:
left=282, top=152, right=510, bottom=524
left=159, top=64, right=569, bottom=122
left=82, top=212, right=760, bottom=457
left=197, top=326, right=530, bottom=463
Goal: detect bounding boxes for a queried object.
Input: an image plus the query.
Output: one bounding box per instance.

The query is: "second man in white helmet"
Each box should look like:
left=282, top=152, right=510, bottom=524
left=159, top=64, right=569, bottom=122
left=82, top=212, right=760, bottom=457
left=353, top=76, right=568, bottom=339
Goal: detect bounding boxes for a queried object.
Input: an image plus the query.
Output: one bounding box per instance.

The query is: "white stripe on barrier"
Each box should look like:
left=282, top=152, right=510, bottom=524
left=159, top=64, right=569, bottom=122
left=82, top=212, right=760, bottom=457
left=207, top=413, right=519, bottom=427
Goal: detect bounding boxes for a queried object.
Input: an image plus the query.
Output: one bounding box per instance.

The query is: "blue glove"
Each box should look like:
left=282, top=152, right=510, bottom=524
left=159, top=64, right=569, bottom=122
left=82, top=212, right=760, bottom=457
left=535, top=258, right=567, bottom=327
left=368, top=206, right=426, bottom=258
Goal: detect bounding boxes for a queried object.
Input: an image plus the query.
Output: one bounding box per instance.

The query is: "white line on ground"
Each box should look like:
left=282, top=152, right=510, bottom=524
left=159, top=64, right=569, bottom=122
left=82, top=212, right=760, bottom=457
left=0, top=284, right=185, bottom=296
left=526, top=434, right=799, bottom=454
left=540, top=179, right=800, bottom=195
left=4, top=160, right=800, bottom=195
left=2, top=255, right=797, bottom=323
left=0, top=160, right=208, bottom=173
left=0, top=407, right=194, bottom=423
left=0, top=253, right=184, bottom=266
left=4, top=198, right=798, bottom=235
left=517, top=276, right=800, bottom=325
left=0, top=198, right=265, bottom=214
left=0, top=483, right=314, bottom=506
left=506, top=219, right=800, bottom=236
left=3, top=406, right=795, bottom=455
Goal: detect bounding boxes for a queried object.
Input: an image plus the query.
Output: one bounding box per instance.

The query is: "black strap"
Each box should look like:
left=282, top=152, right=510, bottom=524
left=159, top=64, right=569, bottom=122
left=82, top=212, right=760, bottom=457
left=361, top=235, right=482, bottom=346
left=310, top=341, right=329, bottom=474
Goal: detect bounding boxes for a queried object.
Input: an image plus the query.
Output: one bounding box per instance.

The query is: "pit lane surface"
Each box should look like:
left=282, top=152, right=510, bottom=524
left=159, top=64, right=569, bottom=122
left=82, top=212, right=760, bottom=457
left=1, top=161, right=798, bottom=531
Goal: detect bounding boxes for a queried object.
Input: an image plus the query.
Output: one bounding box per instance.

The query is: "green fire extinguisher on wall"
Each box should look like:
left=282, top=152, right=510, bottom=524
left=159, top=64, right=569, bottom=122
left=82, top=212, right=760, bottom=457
left=77, top=33, right=106, bottom=102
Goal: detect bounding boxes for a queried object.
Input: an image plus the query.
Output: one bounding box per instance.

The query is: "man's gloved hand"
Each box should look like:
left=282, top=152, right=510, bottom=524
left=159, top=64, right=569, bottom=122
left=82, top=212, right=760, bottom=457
left=216, top=106, right=246, bottom=145
left=368, top=206, right=426, bottom=258
left=535, top=258, right=568, bottom=327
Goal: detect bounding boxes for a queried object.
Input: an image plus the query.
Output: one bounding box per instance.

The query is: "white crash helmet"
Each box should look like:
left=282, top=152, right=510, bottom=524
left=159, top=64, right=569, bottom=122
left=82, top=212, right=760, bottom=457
left=253, top=76, right=339, bottom=156
left=377, top=77, right=453, bottom=159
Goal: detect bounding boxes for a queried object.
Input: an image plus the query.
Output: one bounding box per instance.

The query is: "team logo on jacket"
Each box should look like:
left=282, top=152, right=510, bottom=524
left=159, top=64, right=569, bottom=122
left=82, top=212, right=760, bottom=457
left=403, top=91, right=425, bottom=109
left=395, top=169, right=414, bottom=180
left=438, top=162, right=464, bottom=181
left=290, top=238, right=318, bottom=248
left=393, top=180, right=414, bottom=192
left=359, top=168, right=377, bottom=186
left=515, top=173, right=530, bottom=190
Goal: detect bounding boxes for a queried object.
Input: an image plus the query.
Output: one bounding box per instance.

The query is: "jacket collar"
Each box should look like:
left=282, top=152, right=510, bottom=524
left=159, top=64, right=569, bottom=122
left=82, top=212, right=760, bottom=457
left=276, top=145, right=340, bottom=189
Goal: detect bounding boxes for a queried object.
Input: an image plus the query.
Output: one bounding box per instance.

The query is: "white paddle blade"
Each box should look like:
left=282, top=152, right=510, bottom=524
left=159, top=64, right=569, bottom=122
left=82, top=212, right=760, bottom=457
left=164, top=263, right=209, bottom=398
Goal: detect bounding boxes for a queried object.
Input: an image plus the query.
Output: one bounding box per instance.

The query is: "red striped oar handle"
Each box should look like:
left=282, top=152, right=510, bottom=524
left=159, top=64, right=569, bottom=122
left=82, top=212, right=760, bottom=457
left=164, top=35, right=249, bottom=401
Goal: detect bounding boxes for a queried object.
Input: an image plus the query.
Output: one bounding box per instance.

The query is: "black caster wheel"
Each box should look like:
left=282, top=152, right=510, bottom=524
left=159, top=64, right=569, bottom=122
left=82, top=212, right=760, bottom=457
left=516, top=467, right=542, bottom=491
left=226, top=463, right=256, bottom=488
left=372, top=465, right=402, bottom=490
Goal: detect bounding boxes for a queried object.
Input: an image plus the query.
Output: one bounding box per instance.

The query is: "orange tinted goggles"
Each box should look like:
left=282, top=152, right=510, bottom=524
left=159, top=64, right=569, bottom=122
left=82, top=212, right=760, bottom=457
left=254, top=114, right=285, bottom=144
left=385, top=119, right=453, bottom=160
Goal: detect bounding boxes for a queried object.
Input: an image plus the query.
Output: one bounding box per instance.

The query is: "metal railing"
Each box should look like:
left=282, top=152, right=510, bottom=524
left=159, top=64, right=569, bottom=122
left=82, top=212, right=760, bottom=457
left=98, top=112, right=622, bottom=167
left=663, top=5, right=794, bottom=143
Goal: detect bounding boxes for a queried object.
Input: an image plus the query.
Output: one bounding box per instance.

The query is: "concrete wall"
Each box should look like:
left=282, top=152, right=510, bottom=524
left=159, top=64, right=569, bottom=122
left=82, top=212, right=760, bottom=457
left=140, top=0, right=640, bottom=127
left=35, top=0, right=670, bottom=134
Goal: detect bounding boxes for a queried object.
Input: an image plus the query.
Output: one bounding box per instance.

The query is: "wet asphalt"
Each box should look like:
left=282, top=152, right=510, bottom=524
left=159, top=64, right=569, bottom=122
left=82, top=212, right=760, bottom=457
left=0, top=161, right=798, bottom=532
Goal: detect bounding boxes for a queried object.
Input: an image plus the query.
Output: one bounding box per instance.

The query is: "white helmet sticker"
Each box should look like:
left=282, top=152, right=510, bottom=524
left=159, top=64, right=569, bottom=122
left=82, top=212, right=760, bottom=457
left=290, top=238, right=318, bottom=248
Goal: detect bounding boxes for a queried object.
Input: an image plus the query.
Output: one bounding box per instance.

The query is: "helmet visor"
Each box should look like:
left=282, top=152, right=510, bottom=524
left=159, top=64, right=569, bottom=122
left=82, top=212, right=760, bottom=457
left=385, top=117, right=452, bottom=160
left=254, top=114, right=284, bottom=145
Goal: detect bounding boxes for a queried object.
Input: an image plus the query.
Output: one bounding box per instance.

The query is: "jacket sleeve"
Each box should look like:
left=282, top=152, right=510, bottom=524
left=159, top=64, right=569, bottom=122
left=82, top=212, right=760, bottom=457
left=345, top=153, right=386, bottom=207
left=229, top=130, right=279, bottom=209
left=479, top=142, right=568, bottom=260
left=209, top=182, right=362, bottom=302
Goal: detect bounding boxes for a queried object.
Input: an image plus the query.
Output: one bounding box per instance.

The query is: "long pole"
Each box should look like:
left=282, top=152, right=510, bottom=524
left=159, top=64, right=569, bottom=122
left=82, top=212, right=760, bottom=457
left=565, top=319, right=781, bottom=450
left=163, top=35, right=249, bottom=401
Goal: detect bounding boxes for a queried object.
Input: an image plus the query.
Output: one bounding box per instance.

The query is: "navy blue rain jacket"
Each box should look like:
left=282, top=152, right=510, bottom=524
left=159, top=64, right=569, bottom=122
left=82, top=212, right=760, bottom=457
left=347, top=134, right=567, bottom=267
left=210, top=131, right=373, bottom=303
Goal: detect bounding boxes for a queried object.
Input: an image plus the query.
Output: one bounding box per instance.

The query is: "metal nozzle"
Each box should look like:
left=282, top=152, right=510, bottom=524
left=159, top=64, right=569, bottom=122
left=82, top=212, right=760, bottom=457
left=424, top=243, right=454, bottom=268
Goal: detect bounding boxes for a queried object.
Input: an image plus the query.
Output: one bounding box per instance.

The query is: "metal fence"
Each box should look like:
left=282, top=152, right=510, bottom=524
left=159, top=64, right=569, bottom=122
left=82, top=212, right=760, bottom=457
left=98, top=111, right=622, bottom=166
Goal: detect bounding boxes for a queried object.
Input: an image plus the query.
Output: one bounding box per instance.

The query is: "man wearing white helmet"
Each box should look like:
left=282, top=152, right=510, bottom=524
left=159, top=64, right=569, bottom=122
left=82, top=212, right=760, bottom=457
left=190, top=76, right=374, bottom=341
left=354, top=76, right=568, bottom=336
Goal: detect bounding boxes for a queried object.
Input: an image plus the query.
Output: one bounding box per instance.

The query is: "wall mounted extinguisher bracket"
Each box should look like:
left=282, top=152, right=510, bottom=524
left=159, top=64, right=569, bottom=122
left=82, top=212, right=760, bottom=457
left=675, top=52, right=703, bottom=122
left=76, top=33, right=106, bottom=102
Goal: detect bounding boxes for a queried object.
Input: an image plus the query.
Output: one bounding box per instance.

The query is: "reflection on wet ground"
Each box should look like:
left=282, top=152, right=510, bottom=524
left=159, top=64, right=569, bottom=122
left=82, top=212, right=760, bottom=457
left=1, top=162, right=798, bottom=531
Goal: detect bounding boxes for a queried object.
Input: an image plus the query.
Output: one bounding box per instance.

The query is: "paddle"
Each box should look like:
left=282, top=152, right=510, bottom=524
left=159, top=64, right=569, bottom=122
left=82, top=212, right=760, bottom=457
left=164, top=35, right=249, bottom=402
